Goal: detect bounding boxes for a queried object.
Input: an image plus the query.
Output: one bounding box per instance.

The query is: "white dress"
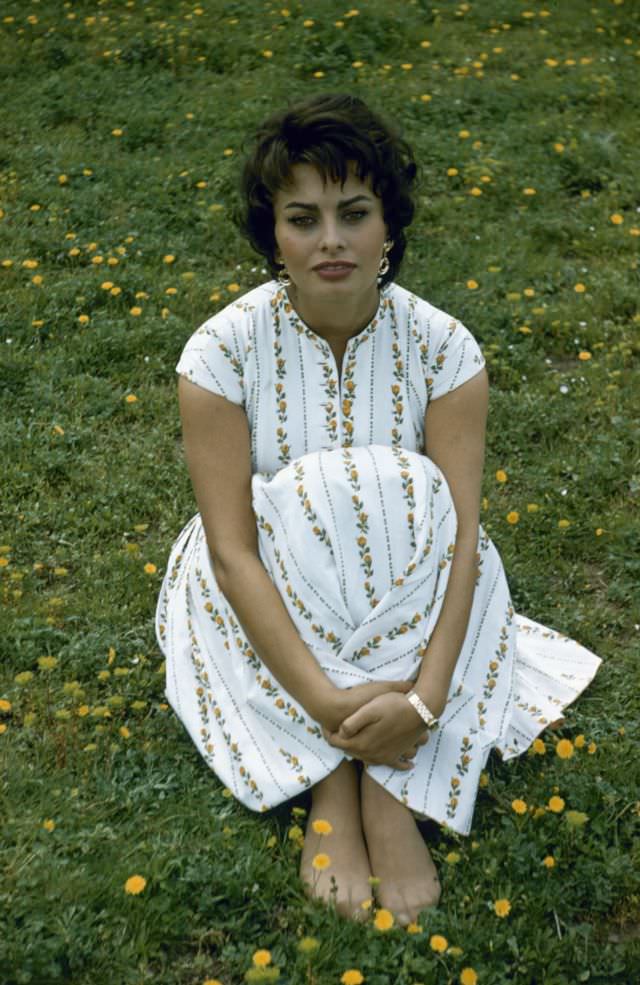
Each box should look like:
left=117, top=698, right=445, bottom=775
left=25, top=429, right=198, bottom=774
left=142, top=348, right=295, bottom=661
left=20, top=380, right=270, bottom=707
left=155, top=281, right=601, bottom=835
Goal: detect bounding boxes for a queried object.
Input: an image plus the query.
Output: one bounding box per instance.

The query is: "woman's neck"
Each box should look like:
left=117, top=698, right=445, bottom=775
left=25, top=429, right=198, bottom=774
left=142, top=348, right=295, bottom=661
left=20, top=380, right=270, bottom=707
left=286, top=282, right=381, bottom=347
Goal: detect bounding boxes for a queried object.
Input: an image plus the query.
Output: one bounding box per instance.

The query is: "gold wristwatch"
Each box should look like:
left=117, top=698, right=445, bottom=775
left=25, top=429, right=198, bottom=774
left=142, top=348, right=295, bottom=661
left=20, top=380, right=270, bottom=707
left=407, top=690, right=439, bottom=730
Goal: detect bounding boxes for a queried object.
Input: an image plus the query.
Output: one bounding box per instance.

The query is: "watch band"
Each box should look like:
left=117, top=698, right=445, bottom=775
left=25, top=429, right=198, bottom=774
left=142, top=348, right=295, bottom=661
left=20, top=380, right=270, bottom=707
left=407, top=690, right=439, bottom=730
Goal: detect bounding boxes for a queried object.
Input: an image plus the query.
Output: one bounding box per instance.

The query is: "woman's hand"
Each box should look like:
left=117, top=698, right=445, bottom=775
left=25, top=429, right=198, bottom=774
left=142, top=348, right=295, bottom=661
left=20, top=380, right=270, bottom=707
left=317, top=679, right=413, bottom=735
left=325, top=692, right=430, bottom=771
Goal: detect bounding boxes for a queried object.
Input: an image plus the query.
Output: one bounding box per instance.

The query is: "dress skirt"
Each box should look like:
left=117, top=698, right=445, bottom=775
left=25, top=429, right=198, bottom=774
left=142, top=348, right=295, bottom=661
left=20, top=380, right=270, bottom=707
left=156, top=444, right=601, bottom=835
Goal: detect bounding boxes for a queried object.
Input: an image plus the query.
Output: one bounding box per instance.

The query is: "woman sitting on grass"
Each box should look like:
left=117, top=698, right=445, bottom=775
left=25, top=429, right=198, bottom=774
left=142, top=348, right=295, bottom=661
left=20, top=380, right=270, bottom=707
left=156, top=92, right=601, bottom=925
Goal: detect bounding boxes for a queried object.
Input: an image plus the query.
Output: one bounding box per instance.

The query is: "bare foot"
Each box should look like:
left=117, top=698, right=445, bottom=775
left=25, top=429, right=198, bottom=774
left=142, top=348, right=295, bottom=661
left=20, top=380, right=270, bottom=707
left=300, top=760, right=374, bottom=921
left=361, top=770, right=441, bottom=926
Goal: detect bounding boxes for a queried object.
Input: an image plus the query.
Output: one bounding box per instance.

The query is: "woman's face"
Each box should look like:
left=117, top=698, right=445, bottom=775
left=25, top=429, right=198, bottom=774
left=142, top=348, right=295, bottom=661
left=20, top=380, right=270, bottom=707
left=273, top=162, right=388, bottom=302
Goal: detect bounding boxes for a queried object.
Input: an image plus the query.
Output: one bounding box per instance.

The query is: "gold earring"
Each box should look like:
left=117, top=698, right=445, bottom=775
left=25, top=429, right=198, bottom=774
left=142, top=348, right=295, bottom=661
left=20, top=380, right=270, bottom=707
left=377, top=240, right=393, bottom=284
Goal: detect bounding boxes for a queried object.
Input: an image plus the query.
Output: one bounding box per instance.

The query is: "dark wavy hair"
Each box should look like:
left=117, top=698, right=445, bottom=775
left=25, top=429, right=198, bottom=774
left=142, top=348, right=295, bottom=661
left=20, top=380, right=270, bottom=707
left=237, top=93, right=418, bottom=287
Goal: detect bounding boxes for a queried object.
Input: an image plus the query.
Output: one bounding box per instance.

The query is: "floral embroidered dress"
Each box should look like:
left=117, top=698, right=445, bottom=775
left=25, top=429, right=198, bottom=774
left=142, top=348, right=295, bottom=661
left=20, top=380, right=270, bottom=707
left=155, top=280, right=601, bottom=835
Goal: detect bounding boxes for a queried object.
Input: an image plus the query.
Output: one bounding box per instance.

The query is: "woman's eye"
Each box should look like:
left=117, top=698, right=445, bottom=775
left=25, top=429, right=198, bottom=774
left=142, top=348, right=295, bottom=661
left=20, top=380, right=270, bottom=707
left=289, top=216, right=315, bottom=226
left=345, top=210, right=367, bottom=221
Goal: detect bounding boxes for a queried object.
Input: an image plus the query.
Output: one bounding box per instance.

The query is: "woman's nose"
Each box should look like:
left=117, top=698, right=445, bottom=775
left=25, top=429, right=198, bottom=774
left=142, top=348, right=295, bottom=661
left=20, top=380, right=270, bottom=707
left=318, top=219, right=346, bottom=252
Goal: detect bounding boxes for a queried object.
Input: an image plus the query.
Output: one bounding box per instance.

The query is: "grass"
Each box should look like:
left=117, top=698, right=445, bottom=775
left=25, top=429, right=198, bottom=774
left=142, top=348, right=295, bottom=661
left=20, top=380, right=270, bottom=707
left=1, top=0, right=639, bottom=982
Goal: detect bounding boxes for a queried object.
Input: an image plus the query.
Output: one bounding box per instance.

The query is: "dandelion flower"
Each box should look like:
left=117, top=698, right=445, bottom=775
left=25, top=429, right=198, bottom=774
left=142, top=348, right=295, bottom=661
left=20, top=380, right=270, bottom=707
left=566, top=810, right=589, bottom=827
left=0, top=699, right=11, bottom=713
left=466, top=279, right=479, bottom=289
left=38, top=656, right=59, bottom=671
left=311, top=853, right=331, bottom=870
left=511, top=799, right=527, bottom=815
left=495, top=469, right=507, bottom=483
left=460, top=970, right=478, bottom=985
left=374, top=908, right=394, bottom=931
left=341, top=972, right=364, bottom=985
left=543, top=855, right=555, bottom=868
left=130, top=306, right=142, bottom=316
left=548, top=796, right=565, bottom=813
left=297, top=936, right=320, bottom=954
left=578, top=351, right=592, bottom=361
left=311, top=818, right=333, bottom=835
left=430, top=934, right=448, bottom=952
left=43, top=819, right=56, bottom=831
left=506, top=511, right=520, bottom=525
left=144, top=563, right=157, bottom=575
left=445, top=851, right=461, bottom=864
left=556, top=738, right=574, bottom=759
left=407, top=922, right=422, bottom=934
left=15, top=671, right=34, bottom=685
left=610, top=214, right=623, bottom=225
left=125, top=394, right=138, bottom=404
left=494, top=898, right=511, bottom=917
left=574, top=734, right=586, bottom=749
left=252, top=950, right=272, bottom=967
left=574, top=283, right=586, bottom=293
left=124, top=874, right=147, bottom=895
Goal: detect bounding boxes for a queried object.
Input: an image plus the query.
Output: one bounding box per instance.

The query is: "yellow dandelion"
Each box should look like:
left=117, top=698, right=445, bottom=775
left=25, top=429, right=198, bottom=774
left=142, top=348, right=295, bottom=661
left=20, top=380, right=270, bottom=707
left=543, top=855, right=556, bottom=869
left=129, top=306, right=142, bottom=316
left=558, top=519, right=571, bottom=529
left=574, top=282, right=586, bottom=293
left=588, top=741, right=597, bottom=754
left=101, top=281, right=114, bottom=290
left=460, top=970, right=478, bottom=985
left=37, top=656, right=59, bottom=671
left=341, top=972, right=364, bottom=985
left=119, top=726, right=131, bottom=739
left=610, top=214, right=623, bottom=225
left=554, top=142, right=565, bottom=153
left=0, top=724, right=7, bottom=735
left=470, top=187, right=483, bottom=197
left=527, top=503, right=540, bottom=514
left=0, top=699, right=11, bottom=713
left=227, top=282, right=240, bottom=293
left=112, top=128, right=123, bottom=137
left=523, top=187, right=537, bottom=196
left=15, top=671, right=34, bottom=685
left=144, top=563, right=157, bottom=575
left=494, top=898, right=511, bottom=917
left=43, top=819, right=56, bottom=831
left=374, top=908, right=394, bottom=931
left=58, top=174, right=69, bottom=185
left=311, top=853, right=331, bottom=870
left=124, top=874, right=147, bottom=894
left=506, top=511, right=520, bottom=525
left=407, top=922, right=422, bottom=934
left=311, top=818, right=333, bottom=835
left=447, top=167, right=459, bottom=176
left=574, top=734, right=586, bottom=749
left=262, top=49, right=273, bottom=58
left=421, top=94, right=432, bottom=102
left=125, top=394, right=138, bottom=404
left=532, top=738, right=546, bottom=754
left=466, top=279, right=479, bottom=289
left=163, top=254, right=175, bottom=264
left=511, top=798, right=527, bottom=815
left=297, top=936, right=320, bottom=954
left=313, top=70, right=325, bottom=78
left=556, top=739, right=574, bottom=759
left=430, top=934, right=448, bottom=953
left=566, top=810, right=589, bottom=827
left=578, top=351, right=592, bottom=361
left=252, top=950, right=272, bottom=967
left=548, top=796, right=565, bottom=813
left=479, top=771, right=489, bottom=787
left=445, top=851, right=461, bottom=864
left=495, top=469, right=507, bottom=483
left=22, top=259, right=39, bottom=269
left=459, top=129, right=471, bottom=139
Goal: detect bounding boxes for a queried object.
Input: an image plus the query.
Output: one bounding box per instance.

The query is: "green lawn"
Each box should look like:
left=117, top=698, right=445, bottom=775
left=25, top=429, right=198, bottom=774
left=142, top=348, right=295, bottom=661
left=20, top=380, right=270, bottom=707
left=1, top=1, right=639, bottom=983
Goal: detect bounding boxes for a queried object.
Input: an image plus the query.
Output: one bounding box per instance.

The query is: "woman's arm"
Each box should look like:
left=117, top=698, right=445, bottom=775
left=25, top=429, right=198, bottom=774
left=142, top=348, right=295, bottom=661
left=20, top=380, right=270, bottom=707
left=327, top=369, right=489, bottom=762
left=178, top=378, right=413, bottom=751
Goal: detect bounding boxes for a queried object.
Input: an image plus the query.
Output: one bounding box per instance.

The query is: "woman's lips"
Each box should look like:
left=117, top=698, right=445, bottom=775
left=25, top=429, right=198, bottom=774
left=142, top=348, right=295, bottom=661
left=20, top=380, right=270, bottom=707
left=313, top=263, right=356, bottom=280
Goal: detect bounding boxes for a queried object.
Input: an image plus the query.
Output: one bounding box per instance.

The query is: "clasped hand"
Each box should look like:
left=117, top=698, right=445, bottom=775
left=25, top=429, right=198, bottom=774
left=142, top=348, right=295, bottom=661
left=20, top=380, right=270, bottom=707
left=322, top=682, right=438, bottom=772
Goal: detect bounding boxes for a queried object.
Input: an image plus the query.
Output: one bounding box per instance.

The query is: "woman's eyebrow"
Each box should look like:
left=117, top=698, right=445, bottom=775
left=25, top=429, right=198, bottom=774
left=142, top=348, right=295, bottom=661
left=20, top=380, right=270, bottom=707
left=283, top=194, right=373, bottom=211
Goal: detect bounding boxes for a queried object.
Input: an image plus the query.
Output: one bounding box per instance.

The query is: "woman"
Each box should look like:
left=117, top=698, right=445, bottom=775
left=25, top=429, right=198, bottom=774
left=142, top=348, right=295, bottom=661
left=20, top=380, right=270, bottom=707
left=156, top=93, right=601, bottom=925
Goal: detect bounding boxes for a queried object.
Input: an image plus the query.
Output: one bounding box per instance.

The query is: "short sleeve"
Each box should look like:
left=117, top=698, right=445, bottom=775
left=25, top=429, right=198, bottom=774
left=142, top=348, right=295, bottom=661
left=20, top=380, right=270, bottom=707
left=422, top=309, right=485, bottom=403
left=176, top=314, right=247, bottom=406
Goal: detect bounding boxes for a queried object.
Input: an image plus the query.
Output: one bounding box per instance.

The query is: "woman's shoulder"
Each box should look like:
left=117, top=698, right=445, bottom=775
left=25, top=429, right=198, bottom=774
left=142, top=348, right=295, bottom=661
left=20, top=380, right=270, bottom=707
left=192, top=280, right=279, bottom=342
left=387, top=282, right=471, bottom=338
